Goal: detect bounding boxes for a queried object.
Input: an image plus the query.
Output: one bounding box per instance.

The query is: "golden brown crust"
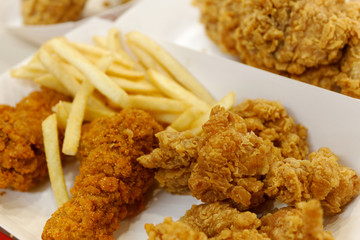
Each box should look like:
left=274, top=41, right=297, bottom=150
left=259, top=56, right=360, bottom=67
left=42, top=109, right=163, bottom=240
left=0, top=88, right=69, bottom=191
left=22, top=0, right=88, bottom=25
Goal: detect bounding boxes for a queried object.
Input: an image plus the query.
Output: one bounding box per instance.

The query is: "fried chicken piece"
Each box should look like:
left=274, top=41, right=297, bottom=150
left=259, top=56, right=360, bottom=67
left=260, top=200, right=334, bottom=240
left=264, top=147, right=360, bottom=215
left=194, top=0, right=360, bottom=98
left=194, top=0, right=353, bottom=74
left=231, top=99, right=309, bottom=159
left=139, top=99, right=306, bottom=197
left=145, top=202, right=269, bottom=240
left=0, top=88, right=69, bottom=191
left=22, top=0, right=88, bottom=25
left=137, top=130, right=199, bottom=194
left=42, top=109, right=162, bottom=240
left=189, top=106, right=281, bottom=209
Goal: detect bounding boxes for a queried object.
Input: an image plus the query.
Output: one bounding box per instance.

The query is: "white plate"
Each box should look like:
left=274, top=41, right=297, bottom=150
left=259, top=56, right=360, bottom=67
left=4, top=0, right=139, bottom=46
left=1, top=16, right=360, bottom=239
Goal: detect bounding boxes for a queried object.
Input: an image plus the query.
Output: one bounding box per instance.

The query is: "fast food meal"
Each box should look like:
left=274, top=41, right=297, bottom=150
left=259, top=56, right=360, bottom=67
left=193, top=0, right=360, bottom=99
left=4, top=25, right=360, bottom=240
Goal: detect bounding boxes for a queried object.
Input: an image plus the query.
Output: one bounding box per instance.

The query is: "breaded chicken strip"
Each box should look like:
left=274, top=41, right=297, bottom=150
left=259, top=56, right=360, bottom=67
left=231, top=99, right=308, bottom=159
left=189, top=106, right=281, bottom=209
left=265, top=147, right=360, bottom=215
left=260, top=200, right=334, bottom=240
left=145, top=202, right=269, bottom=240
left=0, top=88, right=69, bottom=191
left=42, top=109, right=162, bottom=240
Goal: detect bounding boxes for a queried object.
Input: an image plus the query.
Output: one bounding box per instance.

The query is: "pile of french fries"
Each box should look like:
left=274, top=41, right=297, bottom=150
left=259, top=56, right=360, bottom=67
left=11, top=28, right=235, bottom=207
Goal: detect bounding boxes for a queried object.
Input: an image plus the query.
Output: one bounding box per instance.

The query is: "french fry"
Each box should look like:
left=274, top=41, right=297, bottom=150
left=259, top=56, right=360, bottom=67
left=111, top=77, right=159, bottom=94
left=128, top=43, right=172, bottom=79
left=52, top=101, right=70, bottom=130
left=106, top=28, right=136, bottom=64
left=106, top=28, right=123, bottom=52
left=10, top=66, right=47, bottom=80
left=95, top=55, right=115, bottom=72
left=147, top=68, right=209, bottom=111
left=189, top=91, right=236, bottom=135
left=151, top=112, right=181, bottom=125
left=34, top=74, right=71, bottom=96
left=169, top=106, right=205, bottom=131
left=106, top=64, right=145, bottom=80
left=26, top=54, right=46, bottom=72
left=53, top=101, right=115, bottom=122
left=72, top=42, right=133, bottom=68
left=38, top=48, right=80, bottom=96
left=126, top=31, right=215, bottom=104
left=42, top=114, right=70, bottom=208
left=129, top=95, right=189, bottom=113
left=93, top=35, right=108, bottom=49
left=62, top=80, right=94, bottom=156
left=48, top=38, right=129, bottom=108
left=62, top=63, right=86, bottom=82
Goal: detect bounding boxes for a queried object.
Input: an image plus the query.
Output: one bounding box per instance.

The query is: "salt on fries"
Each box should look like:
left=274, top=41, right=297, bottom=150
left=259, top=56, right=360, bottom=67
left=11, top=28, right=233, bottom=207
left=42, top=114, right=70, bottom=207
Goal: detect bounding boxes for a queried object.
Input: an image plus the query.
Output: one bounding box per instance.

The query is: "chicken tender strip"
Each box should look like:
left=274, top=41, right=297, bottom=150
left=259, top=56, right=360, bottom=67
left=42, top=109, right=162, bottom=240
left=264, top=147, right=360, bottom=215
left=0, top=88, right=69, bottom=191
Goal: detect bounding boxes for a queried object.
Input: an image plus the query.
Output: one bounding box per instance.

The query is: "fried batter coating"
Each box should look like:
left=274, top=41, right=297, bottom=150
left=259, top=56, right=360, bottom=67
left=264, top=147, right=360, bottom=215
left=145, top=202, right=269, bottom=240
left=42, top=109, right=162, bottom=240
left=22, top=0, right=88, bottom=25
left=260, top=200, right=334, bottom=240
left=0, top=88, right=69, bottom=191
left=189, top=106, right=281, bottom=209
left=137, top=130, right=199, bottom=194
left=231, top=99, right=309, bottom=159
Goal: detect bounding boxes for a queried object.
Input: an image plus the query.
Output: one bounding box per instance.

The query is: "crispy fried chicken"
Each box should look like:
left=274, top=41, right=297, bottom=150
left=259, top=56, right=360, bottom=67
left=193, top=0, right=360, bottom=98
left=138, top=130, right=199, bottom=194
left=0, top=88, right=69, bottom=191
left=42, top=109, right=162, bottom=240
left=145, top=202, right=268, bottom=240
left=231, top=99, right=308, bottom=159
left=265, top=147, right=360, bottom=215
left=189, top=106, right=281, bottom=209
left=22, top=0, right=88, bottom=25
left=138, top=99, right=307, bottom=197
left=146, top=200, right=333, bottom=240
left=260, top=200, right=334, bottom=240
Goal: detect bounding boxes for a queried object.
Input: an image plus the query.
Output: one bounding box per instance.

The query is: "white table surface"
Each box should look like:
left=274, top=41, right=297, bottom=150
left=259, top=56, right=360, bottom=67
left=0, top=1, right=40, bottom=75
